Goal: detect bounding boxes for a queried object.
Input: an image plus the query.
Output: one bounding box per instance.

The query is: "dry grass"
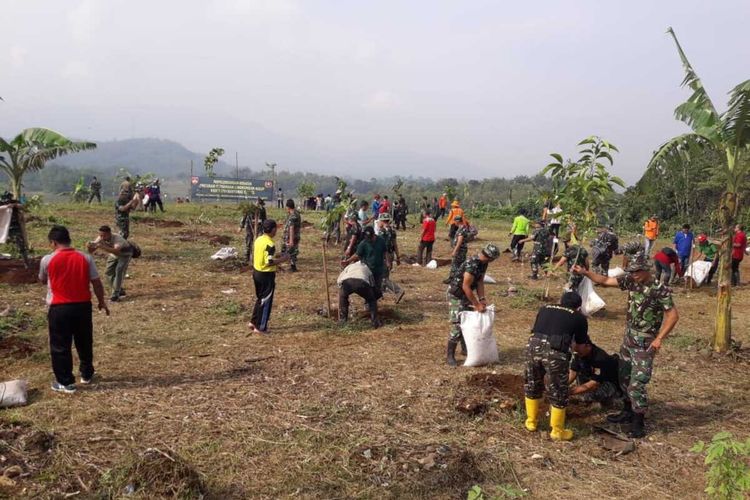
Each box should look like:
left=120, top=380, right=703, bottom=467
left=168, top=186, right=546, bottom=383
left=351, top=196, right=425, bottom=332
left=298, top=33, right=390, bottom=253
left=1, top=202, right=749, bottom=499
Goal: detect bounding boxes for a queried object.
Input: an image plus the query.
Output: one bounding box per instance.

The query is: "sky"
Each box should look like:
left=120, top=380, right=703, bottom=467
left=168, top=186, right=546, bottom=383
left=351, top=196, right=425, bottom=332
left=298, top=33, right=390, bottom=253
left=1, top=0, right=749, bottom=183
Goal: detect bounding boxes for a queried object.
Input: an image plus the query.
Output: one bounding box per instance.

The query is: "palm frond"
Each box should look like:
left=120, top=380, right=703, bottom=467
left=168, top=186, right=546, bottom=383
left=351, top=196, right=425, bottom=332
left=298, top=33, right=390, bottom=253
left=647, top=133, right=714, bottom=170
left=666, top=27, right=721, bottom=136
left=722, top=80, right=750, bottom=157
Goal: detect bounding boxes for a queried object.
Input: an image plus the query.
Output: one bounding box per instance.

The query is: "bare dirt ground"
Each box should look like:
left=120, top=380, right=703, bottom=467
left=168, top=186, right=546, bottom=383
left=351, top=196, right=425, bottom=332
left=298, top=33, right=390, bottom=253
left=1, top=203, right=749, bottom=499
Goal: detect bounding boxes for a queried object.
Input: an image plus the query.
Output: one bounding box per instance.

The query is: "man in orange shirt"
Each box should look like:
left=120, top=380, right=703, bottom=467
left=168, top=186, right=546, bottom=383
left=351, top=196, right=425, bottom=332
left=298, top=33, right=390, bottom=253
left=643, top=215, right=659, bottom=255
left=446, top=200, right=468, bottom=241
left=438, top=193, right=448, bottom=219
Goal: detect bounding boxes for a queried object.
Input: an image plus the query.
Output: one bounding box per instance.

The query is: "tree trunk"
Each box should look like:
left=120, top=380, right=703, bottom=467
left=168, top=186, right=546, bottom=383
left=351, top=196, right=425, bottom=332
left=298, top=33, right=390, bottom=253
left=714, top=191, right=738, bottom=353
left=11, top=173, right=22, bottom=200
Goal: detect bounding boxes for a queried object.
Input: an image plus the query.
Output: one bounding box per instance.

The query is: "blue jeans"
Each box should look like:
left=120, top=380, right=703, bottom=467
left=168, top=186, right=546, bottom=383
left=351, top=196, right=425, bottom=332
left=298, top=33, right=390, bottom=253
left=679, top=255, right=690, bottom=273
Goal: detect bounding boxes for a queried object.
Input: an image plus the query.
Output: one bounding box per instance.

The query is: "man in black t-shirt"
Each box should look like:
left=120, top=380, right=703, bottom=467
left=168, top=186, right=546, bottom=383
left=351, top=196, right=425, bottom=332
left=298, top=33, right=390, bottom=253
left=569, top=341, right=622, bottom=407
left=524, top=292, right=588, bottom=441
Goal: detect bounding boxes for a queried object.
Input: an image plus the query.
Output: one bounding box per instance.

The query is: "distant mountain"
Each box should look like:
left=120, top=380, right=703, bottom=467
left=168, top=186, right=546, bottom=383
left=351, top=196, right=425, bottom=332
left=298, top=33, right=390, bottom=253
left=51, top=138, right=227, bottom=178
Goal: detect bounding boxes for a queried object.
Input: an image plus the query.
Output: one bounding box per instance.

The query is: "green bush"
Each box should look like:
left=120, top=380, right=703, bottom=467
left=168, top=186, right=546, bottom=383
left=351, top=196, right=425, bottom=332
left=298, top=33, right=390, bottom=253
left=691, top=432, right=750, bottom=499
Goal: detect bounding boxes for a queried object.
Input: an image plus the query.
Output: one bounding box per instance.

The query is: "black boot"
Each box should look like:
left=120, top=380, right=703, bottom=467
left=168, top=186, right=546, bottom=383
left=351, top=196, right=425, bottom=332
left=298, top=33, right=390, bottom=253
left=369, top=307, right=382, bottom=328
left=606, top=399, right=634, bottom=424
left=460, top=337, right=467, bottom=356
left=446, top=339, right=459, bottom=366
left=627, top=412, right=646, bottom=438
left=338, top=301, right=349, bottom=325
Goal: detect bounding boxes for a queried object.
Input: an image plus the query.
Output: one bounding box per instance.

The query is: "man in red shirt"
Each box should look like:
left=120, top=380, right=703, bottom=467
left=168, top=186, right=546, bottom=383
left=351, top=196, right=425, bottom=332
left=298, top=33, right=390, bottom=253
left=379, top=195, right=391, bottom=214
left=418, top=209, right=436, bottom=265
left=39, top=226, right=109, bottom=394
left=732, top=224, right=747, bottom=286
left=653, top=247, right=682, bottom=285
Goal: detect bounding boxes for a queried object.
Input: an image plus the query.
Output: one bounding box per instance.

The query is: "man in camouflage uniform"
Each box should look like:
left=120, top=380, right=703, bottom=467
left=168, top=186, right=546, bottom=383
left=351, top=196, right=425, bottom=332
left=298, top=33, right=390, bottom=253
left=573, top=253, right=679, bottom=438
left=443, top=215, right=470, bottom=284
left=342, top=212, right=362, bottom=258
left=446, top=243, right=500, bottom=366
left=88, top=176, right=102, bottom=204
left=523, top=292, right=589, bottom=441
left=282, top=199, right=302, bottom=272
left=554, top=244, right=589, bottom=292
left=591, top=225, right=619, bottom=276
left=114, top=194, right=134, bottom=239
left=378, top=213, right=405, bottom=303
left=519, top=220, right=553, bottom=280
left=239, top=199, right=267, bottom=263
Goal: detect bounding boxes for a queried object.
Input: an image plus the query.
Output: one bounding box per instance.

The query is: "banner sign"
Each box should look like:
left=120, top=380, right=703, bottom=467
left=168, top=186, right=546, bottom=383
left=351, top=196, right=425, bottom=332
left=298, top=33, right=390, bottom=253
left=190, top=176, right=274, bottom=201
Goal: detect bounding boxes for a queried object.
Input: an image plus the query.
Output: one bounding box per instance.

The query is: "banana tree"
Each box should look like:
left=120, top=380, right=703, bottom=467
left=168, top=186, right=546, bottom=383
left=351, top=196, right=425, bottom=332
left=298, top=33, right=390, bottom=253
left=0, top=128, right=96, bottom=200
left=649, top=28, right=750, bottom=352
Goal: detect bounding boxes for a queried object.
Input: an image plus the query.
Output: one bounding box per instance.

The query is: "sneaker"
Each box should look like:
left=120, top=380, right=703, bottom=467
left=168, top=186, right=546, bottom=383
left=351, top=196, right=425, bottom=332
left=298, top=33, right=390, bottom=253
left=51, top=381, right=76, bottom=394
left=110, top=294, right=120, bottom=302
left=119, top=289, right=126, bottom=296
left=80, top=374, right=96, bottom=385
left=395, top=290, right=405, bottom=304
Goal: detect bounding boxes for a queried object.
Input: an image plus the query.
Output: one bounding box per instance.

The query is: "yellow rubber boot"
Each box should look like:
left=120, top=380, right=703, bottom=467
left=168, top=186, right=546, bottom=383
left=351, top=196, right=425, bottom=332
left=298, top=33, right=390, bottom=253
left=524, top=398, right=540, bottom=432
left=549, top=406, right=574, bottom=441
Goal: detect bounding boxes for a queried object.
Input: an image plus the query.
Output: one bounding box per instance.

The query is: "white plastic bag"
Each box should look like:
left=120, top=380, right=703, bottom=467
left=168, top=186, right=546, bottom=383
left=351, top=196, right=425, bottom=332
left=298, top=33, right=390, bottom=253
left=608, top=267, right=625, bottom=278
left=460, top=305, right=499, bottom=367
left=483, top=274, right=497, bottom=284
left=686, top=260, right=712, bottom=286
left=578, top=277, right=606, bottom=316
left=425, top=259, right=438, bottom=269
left=0, top=379, right=28, bottom=408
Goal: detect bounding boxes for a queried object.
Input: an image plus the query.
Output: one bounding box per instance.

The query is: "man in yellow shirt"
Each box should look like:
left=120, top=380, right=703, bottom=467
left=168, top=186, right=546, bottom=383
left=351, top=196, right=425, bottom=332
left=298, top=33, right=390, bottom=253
left=249, top=220, right=290, bottom=335
left=643, top=215, right=659, bottom=255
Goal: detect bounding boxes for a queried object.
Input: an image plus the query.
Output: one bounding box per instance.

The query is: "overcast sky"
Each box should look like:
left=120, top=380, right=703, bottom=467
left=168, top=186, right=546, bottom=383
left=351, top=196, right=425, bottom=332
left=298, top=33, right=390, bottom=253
left=1, top=0, right=748, bottom=183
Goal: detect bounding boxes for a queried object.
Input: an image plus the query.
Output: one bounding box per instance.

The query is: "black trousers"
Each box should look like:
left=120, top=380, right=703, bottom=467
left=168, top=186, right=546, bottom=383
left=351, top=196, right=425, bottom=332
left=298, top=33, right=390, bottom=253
left=251, top=270, right=276, bottom=331
left=48, top=302, right=94, bottom=386
left=732, top=258, right=742, bottom=286
left=510, top=234, right=526, bottom=258
left=418, top=240, right=434, bottom=265
left=338, top=278, right=379, bottom=320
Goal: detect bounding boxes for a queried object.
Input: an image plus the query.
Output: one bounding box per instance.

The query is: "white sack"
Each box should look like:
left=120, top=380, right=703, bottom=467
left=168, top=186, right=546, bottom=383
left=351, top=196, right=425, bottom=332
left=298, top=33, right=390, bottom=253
left=425, top=259, right=438, bottom=269
left=608, top=267, right=626, bottom=278
left=0, top=379, right=28, bottom=408
left=210, top=247, right=238, bottom=260
left=460, top=305, right=499, bottom=367
left=686, top=260, right=712, bottom=286
left=0, top=205, right=12, bottom=244
left=142, top=194, right=150, bottom=206
left=578, top=277, right=606, bottom=316
left=483, top=274, right=497, bottom=284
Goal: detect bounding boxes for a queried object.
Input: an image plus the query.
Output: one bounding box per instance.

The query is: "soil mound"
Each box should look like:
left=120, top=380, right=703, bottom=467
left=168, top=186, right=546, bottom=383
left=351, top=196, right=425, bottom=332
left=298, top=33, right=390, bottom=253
left=466, top=372, right=525, bottom=399
left=176, top=230, right=231, bottom=245
left=135, top=217, right=184, bottom=228
left=0, top=258, right=40, bottom=285
left=97, top=448, right=207, bottom=499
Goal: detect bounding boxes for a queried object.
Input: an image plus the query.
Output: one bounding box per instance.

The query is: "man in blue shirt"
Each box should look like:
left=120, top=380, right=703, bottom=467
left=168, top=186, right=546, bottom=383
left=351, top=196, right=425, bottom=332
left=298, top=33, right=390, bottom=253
left=371, top=194, right=381, bottom=218
left=673, top=224, right=694, bottom=273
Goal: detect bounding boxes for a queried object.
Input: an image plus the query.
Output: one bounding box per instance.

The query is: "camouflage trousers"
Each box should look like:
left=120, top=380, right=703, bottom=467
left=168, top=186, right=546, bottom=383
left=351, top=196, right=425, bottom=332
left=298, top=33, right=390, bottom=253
left=448, top=296, right=469, bottom=341
left=115, top=213, right=130, bottom=239
left=382, top=265, right=402, bottom=296
left=618, top=328, right=655, bottom=414
left=575, top=376, right=620, bottom=404
left=282, top=243, right=299, bottom=267
left=591, top=255, right=611, bottom=276
left=530, top=252, right=550, bottom=276
left=244, top=232, right=254, bottom=263
left=524, top=335, right=570, bottom=408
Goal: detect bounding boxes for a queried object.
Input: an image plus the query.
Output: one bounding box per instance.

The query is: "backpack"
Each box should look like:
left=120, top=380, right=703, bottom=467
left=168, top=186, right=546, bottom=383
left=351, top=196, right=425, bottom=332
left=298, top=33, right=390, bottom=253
left=128, top=241, right=142, bottom=258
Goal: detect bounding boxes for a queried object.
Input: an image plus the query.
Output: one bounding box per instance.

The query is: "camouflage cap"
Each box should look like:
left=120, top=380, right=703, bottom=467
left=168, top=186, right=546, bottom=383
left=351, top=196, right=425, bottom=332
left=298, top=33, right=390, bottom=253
left=625, top=253, right=652, bottom=273
left=481, top=243, right=501, bottom=260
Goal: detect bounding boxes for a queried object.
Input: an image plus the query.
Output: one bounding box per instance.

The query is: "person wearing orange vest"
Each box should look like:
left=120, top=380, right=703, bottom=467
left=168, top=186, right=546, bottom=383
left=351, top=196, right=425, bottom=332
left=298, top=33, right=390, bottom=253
left=438, top=193, right=448, bottom=219
left=446, top=200, right=468, bottom=241
left=643, top=215, right=659, bottom=255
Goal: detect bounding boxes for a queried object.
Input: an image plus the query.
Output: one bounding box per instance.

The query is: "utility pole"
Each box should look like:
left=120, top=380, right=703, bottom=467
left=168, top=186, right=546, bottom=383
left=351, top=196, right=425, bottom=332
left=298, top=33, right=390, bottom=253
left=235, top=152, right=239, bottom=179
left=189, top=159, right=194, bottom=199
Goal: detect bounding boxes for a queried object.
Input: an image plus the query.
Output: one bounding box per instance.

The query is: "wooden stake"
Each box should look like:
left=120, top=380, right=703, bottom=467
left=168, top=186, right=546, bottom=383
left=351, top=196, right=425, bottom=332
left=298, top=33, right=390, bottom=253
left=322, top=242, right=332, bottom=319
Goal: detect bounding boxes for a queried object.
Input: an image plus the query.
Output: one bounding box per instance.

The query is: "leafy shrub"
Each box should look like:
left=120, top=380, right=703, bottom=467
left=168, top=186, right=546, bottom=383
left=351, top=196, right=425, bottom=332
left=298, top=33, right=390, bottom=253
left=691, top=432, right=750, bottom=499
